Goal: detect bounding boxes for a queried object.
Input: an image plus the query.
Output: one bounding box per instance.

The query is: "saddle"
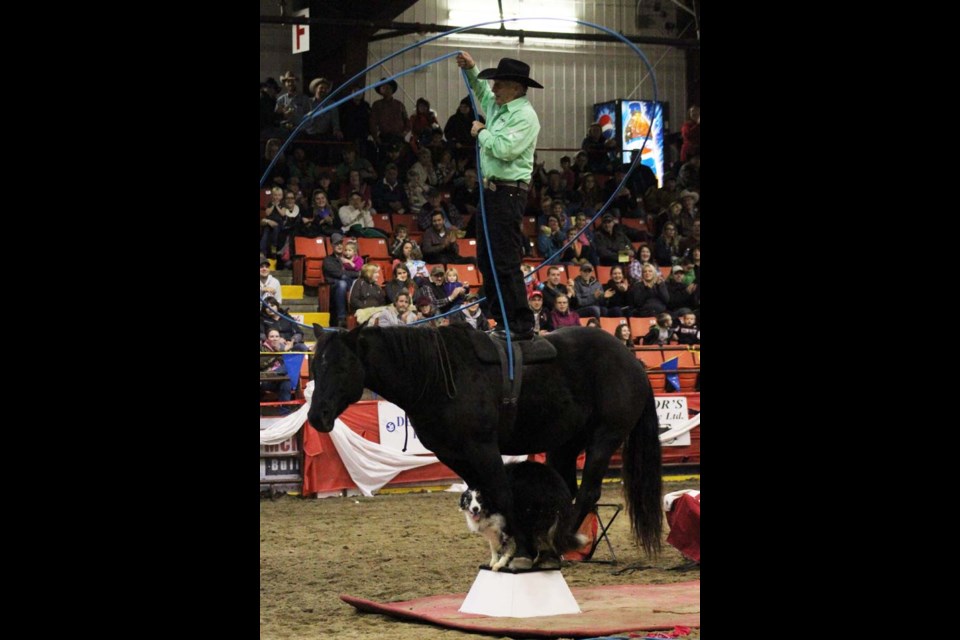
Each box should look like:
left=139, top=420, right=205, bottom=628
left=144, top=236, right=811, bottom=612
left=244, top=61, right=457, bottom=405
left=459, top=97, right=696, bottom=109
left=467, top=331, right=557, bottom=431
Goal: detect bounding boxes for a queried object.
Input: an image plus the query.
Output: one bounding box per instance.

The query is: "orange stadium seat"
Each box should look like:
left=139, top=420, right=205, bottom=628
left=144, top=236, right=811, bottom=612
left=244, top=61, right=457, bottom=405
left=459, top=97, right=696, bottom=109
left=392, top=213, right=417, bottom=231
left=372, top=214, right=393, bottom=235
left=357, top=237, right=390, bottom=260
left=596, top=265, right=613, bottom=283
left=629, top=316, right=657, bottom=339
left=600, top=317, right=628, bottom=336
left=459, top=264, right=483, bottom=288
left=459, top=239, right=478, bottom=258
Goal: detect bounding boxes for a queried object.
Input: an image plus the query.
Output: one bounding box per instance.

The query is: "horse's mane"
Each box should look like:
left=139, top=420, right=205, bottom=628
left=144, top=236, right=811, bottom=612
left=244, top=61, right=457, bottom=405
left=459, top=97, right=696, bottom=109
left=364, top=324, right=475, bottom=402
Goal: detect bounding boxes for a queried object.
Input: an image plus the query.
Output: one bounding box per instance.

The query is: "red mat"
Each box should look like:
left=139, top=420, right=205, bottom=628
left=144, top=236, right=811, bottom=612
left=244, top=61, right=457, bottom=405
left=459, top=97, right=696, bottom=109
left=341, top=581, right=700, bottom=638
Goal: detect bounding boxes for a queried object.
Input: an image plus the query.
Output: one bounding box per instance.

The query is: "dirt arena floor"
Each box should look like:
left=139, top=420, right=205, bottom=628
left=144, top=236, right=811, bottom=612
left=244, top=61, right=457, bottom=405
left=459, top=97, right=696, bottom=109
left=260, top=478, right=700, bottom=640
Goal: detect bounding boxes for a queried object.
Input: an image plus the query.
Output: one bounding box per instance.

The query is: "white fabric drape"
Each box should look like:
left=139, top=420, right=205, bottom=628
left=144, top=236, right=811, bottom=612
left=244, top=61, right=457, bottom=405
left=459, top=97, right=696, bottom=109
left=658, top=413, right=700, bottom=443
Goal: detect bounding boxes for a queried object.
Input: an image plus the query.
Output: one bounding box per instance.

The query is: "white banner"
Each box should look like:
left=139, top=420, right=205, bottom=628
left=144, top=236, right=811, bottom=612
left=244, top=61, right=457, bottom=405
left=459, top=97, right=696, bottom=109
left=292, top=8, right=310, bottom=54
left=377, top=401, right=433, bottom=455
left=656, top=396, right=691, bottom=446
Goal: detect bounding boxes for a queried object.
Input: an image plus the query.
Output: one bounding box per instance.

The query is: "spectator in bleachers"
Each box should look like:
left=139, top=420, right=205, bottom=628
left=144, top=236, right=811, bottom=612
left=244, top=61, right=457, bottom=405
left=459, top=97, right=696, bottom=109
left=442, top=266, right=470, bottom=305
left=260, top=296, right=308, bottom=351
left=337, top=169, right=374, bottom=210
left=297, top=190, right=335, bottom=238
left=322, top=233, right=356, bottom=328
left=549, top=294, right=581, bottom=329
left=677, top=155, right=700, bottom=192
left=537, top=214, right=565, bottom=262
left=289, top=147, right=320, bottom=192
left=369, top=78, right=409, bottom=148
left=372, top=163, right=409, bottom=215
left=628, top=263, right=670, bottom=317
left=642, top=312, right=677, bottom=345
left=422, top=211, right=473, bottom=265
left=416, top=266, right=456, bottom=315
left=384, top=263, right=416, bottom=304
left=451, top=168, right=480, bottom=218
left=654, top=222, right=684, bottom=267
left=559, top=156, right=576, bottom=191
left=544, top=199, right=572, bottom=233
left=573, top=212, right=595, bottom=244
left=655, top=200, right=683, bottom=240
left=543, top=170, right=571, bottom=203
left=539, top=266, right=576, bottom=312
left=444, top=97, right=479, bottom=161
left=260, top=329, right=293, bottom=408
left=613, top=322, right=635, bottom=348
left=675, top=308, right=700, bottom=345
left=528, top=290, right=553, bottom=335
left=275, top=71, right=311, bottom=133
left=339, top=85, right=373, bottom=159
left=681, top=106, right=700, bottom=162
left=408, top=147, right=441, bottom=190
left=585, top=317, right=601, bottom=328
left=376, top=143, right=412, bottom=181
left=521, top=263, right=538, bottom=297
left=602, top=265, right=631, bottom=317
left=571, top=151, right=590, bottom=188
left=305, top=77, right=343, bottom=165
left=582, top=122, right=616, bottom=174
left=572, top=263, right=605, bottom=318
left=398, top=240, right=428, bottom=283
left=388, top=225, right=415, bottom=260
left=560, top=226, right=597, bottom=267
left=680, top=220, right=700, bottom=257
left=405, top=168, right=428, bottom=216
left=335, top=145, right=377, bottom=184
left=450, top=292, right=489, bottom=330
left=645, top=174, right=681, bottom=217
left=315, top=171, right=337, bottom=203
left=677, top=190, right=699, bottom=235
left=666, top=265, right=696, bottom=314
left=413, top=294, right=446, bottom=328
left=261, top=138, right=289, bottom=187
left=260, top=257, right=283, bottom=303
left=260, top=78, right=282, bottom=135
left=436, top=148, right=457, bottom=186
left=349, top=263, right=388, bottom=324
left=593, top=213, right=635, bottom=266
left=374, top=291, right=418, bottom=327
left=572, top=172, right=605, bottom=213
left=410, top=98, right=440, bottom=146
left=339, top=192, right=388, bottom=239
left=418, top=188, right=463, bottom=231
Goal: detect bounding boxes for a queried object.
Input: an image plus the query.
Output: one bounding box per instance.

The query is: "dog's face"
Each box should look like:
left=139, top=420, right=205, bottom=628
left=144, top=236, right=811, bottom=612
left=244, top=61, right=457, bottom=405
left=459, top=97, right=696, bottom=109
left=460, top=489, right=486, bottom=518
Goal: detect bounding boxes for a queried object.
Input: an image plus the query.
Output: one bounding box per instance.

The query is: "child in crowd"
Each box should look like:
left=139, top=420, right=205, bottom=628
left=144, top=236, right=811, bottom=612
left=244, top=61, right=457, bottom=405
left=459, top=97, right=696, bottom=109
left=675, top=309, right=700, bottom=345
left=341, top=241, right=363, bottom=274
left=442, top=267, right=468, bottom=297
left=643, top=312, right=677, bottom=345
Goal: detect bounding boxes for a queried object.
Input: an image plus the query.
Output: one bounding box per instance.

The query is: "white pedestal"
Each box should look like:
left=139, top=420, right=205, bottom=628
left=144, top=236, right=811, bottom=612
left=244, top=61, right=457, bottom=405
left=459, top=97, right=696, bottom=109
left=458, top=568, right=581, bottom=618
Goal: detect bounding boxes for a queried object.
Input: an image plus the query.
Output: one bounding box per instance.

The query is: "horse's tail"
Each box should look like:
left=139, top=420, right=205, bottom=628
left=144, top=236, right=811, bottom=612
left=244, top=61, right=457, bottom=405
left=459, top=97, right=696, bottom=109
left=622, top=385, right=663, bottom=556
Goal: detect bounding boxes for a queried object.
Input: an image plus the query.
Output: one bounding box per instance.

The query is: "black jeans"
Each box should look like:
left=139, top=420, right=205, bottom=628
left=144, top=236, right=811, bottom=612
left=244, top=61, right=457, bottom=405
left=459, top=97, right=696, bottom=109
left=477, top=186, right=534, bottom=334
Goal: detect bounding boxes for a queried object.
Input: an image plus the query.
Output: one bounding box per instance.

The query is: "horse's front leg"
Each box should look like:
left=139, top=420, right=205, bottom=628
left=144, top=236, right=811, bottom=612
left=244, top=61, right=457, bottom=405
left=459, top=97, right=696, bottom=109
left=464, top=443, right=535, bottom=570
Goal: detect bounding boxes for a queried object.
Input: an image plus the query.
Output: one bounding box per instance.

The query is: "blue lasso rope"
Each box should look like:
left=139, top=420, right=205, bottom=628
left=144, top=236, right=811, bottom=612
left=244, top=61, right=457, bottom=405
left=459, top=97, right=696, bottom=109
left=261, top=17, right=660, bottom=364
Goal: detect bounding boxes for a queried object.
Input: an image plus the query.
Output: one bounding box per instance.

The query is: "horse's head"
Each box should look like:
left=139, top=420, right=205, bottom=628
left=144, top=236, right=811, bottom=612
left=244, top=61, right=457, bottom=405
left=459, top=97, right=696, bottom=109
left=307, top=324, right=365, bottom=432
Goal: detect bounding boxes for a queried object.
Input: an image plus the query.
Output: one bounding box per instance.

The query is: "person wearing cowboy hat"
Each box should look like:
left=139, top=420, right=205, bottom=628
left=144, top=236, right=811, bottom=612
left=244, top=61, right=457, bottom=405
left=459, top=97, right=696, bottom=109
left=305, top=77, right=343, bottom=164
left=456, top=52, right=543, bottom=340
left=370, top=77, right=409, bottom=148
left=275, top=71, right=311, bottom=132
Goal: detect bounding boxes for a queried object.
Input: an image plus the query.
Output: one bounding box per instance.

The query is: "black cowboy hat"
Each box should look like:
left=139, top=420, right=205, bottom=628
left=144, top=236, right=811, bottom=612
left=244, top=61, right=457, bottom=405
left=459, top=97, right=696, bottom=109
left=375, top=78, right=398, bottom=95
left=477, top=58, right=543, bottom=89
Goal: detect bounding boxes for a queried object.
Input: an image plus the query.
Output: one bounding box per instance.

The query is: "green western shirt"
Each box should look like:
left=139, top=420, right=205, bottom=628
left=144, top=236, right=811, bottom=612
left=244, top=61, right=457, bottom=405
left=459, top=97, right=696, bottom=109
left=466, top=66, right=541, bottom=183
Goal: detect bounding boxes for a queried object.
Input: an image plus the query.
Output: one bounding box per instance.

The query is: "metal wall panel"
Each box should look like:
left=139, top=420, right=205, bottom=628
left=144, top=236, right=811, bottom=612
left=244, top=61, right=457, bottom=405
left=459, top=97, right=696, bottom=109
left=366, top=0, right=689, bottom=167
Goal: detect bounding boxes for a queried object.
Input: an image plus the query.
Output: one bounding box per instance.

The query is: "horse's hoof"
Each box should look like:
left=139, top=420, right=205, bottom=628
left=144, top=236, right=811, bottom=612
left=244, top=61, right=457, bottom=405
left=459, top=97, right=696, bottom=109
left=536, top=557, right=561, bottom=570
left=508, top=556, right=534, bottom=570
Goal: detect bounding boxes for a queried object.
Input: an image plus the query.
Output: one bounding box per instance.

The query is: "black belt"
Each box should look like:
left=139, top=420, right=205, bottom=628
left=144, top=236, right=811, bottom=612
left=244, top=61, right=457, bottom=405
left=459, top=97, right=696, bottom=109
left=484, top=178, right=530, bottom=192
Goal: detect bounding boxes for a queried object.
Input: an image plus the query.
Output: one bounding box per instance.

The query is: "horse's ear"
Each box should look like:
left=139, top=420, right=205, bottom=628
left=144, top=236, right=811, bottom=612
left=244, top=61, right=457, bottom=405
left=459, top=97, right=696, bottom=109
left=314, top=323, right=335, bottom=344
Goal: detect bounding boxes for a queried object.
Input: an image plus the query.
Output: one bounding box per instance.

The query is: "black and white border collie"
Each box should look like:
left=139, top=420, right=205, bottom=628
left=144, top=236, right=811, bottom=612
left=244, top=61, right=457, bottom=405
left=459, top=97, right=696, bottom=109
left=459, top=461, right=587, bottom=571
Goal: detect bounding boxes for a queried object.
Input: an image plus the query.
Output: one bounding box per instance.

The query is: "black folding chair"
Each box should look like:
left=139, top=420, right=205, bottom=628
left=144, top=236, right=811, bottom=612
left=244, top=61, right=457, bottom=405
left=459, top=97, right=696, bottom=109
left=582, top=503, right=623, bottom=564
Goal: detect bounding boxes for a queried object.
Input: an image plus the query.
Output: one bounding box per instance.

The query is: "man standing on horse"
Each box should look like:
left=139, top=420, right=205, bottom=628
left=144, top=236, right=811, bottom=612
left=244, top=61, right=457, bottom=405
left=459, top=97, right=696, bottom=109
left=457, top=53, right=542, bottom=340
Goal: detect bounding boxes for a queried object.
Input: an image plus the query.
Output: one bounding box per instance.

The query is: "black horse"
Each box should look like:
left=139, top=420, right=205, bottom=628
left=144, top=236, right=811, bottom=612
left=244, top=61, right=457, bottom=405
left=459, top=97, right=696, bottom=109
left=308, top=324, right=662, bottom=565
